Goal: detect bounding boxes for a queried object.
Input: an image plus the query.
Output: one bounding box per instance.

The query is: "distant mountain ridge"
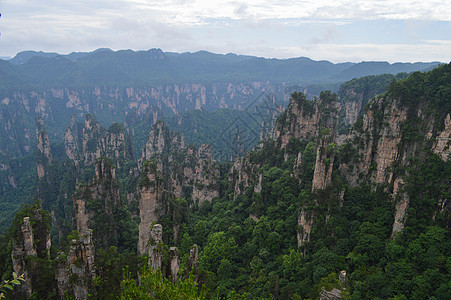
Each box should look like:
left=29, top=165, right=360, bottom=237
left=0, top=48, right=440, bottom=89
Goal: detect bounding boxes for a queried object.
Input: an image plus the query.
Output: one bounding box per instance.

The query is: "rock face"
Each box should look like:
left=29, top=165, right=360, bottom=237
left=297, top=209, right=314, bottom=248
left=170, top=247, right=180, bottom=283
left=335, top=73, right=400, bottom=143
left=228, top=92, right=340, bottom=242
left=68, top=231, right=96, bottom=300
left=142, top=120, right=185, bottom=158
left=64, top=114, right=131, bottom=167
left=187, top=244, right=199, bottom=278
left=0, top=81, right=287, bottom=165
left=274, top=91, right=339, bottom=191
left=339, top=84, right=451, bottom=236
left=141, top=121, right=219, bottom=205
left=138, top=162, right=164, bottom=255
left=274, top=92, right=321, bottom=149
left=35, top=118, right=52, bottom=179
left=73, top=157, right=121, bottom=249
left=433, top=113, right=451, bottom=161
left=337, top=96, right=413, bottom=236
left=311, top=135, right=335, bottom=191
left=192, top=144, right=220, bottom=205
left=339, top=97, right=409, bottom=187
left=229, top=153, right=263, bottom=200
left=230, top=79, right=451, bottom=245
left=138, top=121, right=220, bottom=251
left=390, top=178, right=410, bottom=237
left=11, top=205, right=52, bottom=298
left=56, top=230, right=96, bottom=300
left=12, top=217, right=37, bottom=298
left=320, top=288, right=343, bottom=300
left=148, top=224, right=163, bottom=271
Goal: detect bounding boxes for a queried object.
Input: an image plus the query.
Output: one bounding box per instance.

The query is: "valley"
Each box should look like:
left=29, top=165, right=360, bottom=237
left=0, top=50, right=449, bottom=299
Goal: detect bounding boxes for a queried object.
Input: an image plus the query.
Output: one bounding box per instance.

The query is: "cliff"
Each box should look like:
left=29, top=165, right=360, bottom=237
left=11, top=202, right=52, bottom=298
left=338, top=68, right=451, bottom=235
left=0, top=81, right=287, bottom=161
left=336, top=74, right=401, bottom=132
left=138, top=121, right=220, bottom=248
left=73, top=157, right=121, bottom=249
left=64, top=114, right=131, bottom=167
left=231, top=66, right=451, bottom=248
left=138, top=161, right=164, bottom=255
left=141, top=120, right=220, bottom=206
left=35, top=118, right=52, bottom=179
left=2, top=62, right=450, bottom=300
left=56, top=230, right=96, bottom=300
left=191, top=144, right=220, bottom=205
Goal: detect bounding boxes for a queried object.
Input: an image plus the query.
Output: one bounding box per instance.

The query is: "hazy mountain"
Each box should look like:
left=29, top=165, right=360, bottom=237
left=2, top=48, right=440, bottom=88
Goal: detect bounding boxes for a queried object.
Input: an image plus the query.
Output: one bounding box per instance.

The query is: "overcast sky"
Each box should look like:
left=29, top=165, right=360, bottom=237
left=0, top=0, right=450, bottom=62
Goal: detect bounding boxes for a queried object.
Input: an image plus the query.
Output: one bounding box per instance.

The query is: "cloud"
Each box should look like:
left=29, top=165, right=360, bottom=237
left=233, top=2, right=249, bottom=17
left=0, top=0, right=450, bottom=62
left=310, top=25, right=340, bottom=44
left=273, top=41, right=451, bottom=63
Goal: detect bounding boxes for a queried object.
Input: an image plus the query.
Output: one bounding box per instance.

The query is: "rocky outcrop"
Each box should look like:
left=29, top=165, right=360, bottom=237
left=186, top=244, right=199, bottom=278
left=148, top=224, right=163, bottom=270
left=138, top=162, right=164, bottom=255
left=11, top=217, right=36, bottom=298
left=273, top=91, right=339, bottom=191
left=73, top=157, right=120, bottom=249
left=55, top=252, right=69, bottom=299
left=341, top=95, right=364, bottom=128
left=192, top=144, right=220, bottom=205
left=56, top=230, right=96, bottom=300
left=297, top=209, right=314, bottom=248
left=311, top=99, right=338, bottom=191
left=170, top=247, right=180, bottom=283
left=433, top=113, right=451, bottom=161
left=335, top=74, right=399, bottom=143
left=229, top=153, right=263, bottom=200
left=338, top=71, right=451, bottom=236
left=140, top=120, right=220, bottom=206
left=11, top=205, right=52, bottom=298
left=64, top=114, right=131, bottom=167
left=391, top=178, right=410, bottom=237
left=228, top=92, right=340, bottom=246
left=0, top=81, right=287, bottom=163
left=338, top=96, right=414, bottom=235
left=64, top=115, right=80, bottom=162
left=142, top=120, right=185, bottom=159
left=320, top=288, right=343, bottom=300
left=339, top=97, right=407, bottom=187
left=274, top=92, right=320, bottom=149
left=312, top=137, right=335, bottom=191
left=35, top=118, right=52, bottom=179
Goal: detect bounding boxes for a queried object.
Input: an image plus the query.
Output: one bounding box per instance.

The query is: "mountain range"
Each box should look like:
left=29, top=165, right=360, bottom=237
left=0, top=48, right=440, bottom=89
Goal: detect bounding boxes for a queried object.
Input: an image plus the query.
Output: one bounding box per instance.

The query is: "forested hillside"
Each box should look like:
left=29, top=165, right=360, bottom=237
left=0, top=49, right=437, bottom=166
left=1, top=49, right=433, bottom=232
left=0, top=63, right=450, bottom=299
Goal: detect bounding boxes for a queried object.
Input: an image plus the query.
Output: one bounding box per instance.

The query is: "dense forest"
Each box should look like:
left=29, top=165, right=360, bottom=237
left=0, top=62, right=450, bottom=299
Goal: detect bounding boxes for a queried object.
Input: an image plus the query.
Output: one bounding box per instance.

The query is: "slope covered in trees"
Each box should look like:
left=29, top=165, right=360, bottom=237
left=0, top=64, right=450, bottom=299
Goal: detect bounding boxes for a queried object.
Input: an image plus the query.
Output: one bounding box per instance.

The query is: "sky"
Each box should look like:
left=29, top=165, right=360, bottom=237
left=0, top=0, right=450, bottom=62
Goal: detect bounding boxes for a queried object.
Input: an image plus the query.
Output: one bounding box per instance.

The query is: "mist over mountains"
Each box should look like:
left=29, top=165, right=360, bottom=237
left=0, top=48, right=440, bottom=89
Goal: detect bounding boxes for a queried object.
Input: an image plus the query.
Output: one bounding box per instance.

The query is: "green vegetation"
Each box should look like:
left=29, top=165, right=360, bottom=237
left=0, top=63, right=450, bottom=299
left=120, top=267, right=208, bottom=300
left=0, top=272, right=25, bottom=299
